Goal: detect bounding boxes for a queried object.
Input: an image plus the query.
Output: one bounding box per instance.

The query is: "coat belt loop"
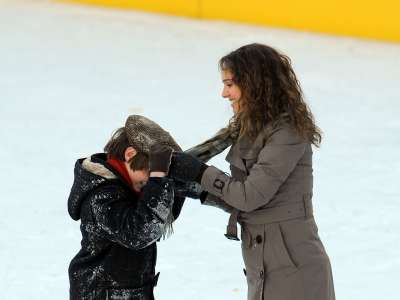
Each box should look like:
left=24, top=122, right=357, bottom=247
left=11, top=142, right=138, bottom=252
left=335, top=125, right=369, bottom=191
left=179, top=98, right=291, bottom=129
left=225, top=209, right=240, bottom=241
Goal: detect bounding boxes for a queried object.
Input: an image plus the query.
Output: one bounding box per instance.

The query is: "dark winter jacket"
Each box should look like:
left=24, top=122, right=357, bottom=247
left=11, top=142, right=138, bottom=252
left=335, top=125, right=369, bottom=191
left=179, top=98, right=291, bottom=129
left=68, top=154, right=184, bottom=300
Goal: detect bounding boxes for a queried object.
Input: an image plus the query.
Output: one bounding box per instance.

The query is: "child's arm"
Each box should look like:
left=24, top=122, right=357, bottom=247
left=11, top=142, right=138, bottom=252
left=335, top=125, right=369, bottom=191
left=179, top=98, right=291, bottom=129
left=89, top=177, right=174, bottom=250
left=171, top=195, right=185, bottom=220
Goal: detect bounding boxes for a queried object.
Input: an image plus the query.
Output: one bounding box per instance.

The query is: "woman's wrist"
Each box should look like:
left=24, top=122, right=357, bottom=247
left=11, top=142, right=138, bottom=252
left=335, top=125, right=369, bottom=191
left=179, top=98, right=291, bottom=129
left=195, top=164, right=209, bottom=184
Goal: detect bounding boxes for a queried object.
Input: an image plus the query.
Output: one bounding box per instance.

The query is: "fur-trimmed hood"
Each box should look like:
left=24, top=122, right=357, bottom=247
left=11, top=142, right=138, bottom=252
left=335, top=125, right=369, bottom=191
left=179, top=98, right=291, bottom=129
left=68, top=153, right=118, bottom=221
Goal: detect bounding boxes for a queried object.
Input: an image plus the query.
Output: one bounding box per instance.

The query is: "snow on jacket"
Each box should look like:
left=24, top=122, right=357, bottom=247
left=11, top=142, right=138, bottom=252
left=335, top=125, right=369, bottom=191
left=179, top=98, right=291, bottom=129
left=68, top=153, right=184, bottom=300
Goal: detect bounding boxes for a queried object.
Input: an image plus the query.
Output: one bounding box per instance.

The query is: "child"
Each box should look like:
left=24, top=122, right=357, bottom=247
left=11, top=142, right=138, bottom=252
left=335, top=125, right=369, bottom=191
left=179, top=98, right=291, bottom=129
left=68, top=115, right=184, bottom=300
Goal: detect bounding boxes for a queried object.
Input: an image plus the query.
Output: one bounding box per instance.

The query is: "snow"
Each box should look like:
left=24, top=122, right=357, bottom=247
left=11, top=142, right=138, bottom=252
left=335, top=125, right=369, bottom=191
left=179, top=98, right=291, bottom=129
left=1, top=0, right=399, bottom=299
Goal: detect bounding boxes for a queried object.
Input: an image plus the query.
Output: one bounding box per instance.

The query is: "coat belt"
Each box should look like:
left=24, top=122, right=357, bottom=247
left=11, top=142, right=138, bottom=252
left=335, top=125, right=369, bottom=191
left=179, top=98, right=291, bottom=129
left=224, top=194, right=313, bottom=241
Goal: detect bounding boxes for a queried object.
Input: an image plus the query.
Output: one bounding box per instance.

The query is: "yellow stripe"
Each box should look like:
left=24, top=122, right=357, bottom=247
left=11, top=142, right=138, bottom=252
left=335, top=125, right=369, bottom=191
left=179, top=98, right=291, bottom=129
left=59, top=0, right=400, bottom=42
left=61, top=0, right=200, bottom=17
left=202, top=0, right=400, bottom=42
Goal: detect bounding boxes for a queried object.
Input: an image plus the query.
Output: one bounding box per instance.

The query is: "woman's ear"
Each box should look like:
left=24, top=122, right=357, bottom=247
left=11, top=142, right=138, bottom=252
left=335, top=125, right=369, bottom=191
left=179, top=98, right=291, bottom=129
left=124, top=147, right=137, bottom=162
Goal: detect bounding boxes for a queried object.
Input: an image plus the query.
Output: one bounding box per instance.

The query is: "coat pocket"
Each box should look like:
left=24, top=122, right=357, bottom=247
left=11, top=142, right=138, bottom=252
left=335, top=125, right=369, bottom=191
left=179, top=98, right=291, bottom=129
left=267, top=223, right=298, bottom=276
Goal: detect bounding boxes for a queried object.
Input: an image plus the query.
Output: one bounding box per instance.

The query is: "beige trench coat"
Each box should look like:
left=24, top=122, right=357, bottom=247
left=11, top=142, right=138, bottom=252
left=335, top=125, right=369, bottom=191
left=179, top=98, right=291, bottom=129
left=201, top=123, right=335, bottom=300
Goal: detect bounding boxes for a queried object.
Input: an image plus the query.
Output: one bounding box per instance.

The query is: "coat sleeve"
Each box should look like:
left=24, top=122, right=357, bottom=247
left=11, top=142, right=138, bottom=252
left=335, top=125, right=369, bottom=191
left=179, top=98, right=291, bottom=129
left=89, top=177, right=174, bottom=250
left=200, top=126, right=307, bottom=212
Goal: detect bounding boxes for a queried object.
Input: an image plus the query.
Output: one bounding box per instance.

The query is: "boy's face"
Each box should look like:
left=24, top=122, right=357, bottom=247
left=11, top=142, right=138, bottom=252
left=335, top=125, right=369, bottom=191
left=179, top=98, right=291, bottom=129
left=124, top=147, right=150, bottom=192
left=128, top=169, right=149, bottom=193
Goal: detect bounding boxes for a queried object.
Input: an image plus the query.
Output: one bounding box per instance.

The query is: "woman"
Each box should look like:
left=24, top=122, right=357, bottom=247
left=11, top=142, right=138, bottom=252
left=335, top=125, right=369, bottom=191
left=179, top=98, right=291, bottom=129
left=169, top=43, right=335, bottom=300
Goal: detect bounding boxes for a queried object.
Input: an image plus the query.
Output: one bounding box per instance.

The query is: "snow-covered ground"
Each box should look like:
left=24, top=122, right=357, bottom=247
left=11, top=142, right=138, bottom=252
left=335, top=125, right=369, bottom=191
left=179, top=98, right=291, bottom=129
left=1, top=0, right=399, bottom=299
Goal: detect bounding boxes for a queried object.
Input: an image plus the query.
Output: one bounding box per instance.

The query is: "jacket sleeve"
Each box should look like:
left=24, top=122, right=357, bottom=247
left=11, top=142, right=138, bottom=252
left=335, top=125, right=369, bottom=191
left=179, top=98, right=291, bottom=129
left=171, top=195, right=185, bottom=220
left=89, top=177, right=175, bottom=250
left=200, top=126, right=307, bottom=212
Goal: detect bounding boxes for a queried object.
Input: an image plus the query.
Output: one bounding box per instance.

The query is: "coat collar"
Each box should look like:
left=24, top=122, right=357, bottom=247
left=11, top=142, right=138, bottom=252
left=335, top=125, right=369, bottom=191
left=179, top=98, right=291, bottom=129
left=225, top=130, right=266, bottom=171
left=224, top=113, right=290, bottom=171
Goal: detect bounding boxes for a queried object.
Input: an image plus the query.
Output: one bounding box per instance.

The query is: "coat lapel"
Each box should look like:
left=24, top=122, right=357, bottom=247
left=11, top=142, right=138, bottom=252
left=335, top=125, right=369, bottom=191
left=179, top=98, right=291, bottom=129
left=225, top=131, right=266, bottom=172
left=225, top=142, right=246, bottom=171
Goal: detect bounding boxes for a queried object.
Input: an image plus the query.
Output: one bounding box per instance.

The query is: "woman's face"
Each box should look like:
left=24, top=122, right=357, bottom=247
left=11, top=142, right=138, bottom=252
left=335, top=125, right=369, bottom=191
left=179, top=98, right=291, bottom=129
left=221, top=69, right=242, bottom=114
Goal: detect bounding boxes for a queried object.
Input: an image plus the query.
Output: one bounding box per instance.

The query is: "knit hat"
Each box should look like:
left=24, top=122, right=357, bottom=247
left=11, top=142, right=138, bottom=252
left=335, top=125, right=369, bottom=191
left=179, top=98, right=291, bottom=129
left=125, top=115, right=181, bottom=154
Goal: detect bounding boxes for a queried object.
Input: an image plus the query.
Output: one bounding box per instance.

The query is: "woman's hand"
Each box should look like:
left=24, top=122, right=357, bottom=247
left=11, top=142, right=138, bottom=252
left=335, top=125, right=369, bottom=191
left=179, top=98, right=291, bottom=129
left=169, top=152, right=208, bottom=184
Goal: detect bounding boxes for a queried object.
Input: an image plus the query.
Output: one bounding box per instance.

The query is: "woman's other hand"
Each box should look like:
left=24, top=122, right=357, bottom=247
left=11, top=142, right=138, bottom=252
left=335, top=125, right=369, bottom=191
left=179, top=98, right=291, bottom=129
left=169, top=152, right=208, bottom=183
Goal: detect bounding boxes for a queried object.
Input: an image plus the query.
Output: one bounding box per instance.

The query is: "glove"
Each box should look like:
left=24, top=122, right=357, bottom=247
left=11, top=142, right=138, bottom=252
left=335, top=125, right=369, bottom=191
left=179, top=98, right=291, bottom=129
left=174, top=180, right=208, bottom=201
left=149, top=144, right=173, bottom=173
left=169, top=152, right=208, bottom=184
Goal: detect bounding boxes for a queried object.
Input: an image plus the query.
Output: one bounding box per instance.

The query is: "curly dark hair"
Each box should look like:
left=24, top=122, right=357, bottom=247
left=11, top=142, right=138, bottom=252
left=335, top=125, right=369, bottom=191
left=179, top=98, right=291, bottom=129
left=219, top=43, right=322, bottom=146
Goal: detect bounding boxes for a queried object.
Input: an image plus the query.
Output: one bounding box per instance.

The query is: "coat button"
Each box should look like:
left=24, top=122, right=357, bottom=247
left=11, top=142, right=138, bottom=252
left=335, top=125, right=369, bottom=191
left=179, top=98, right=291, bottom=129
left=260, top=270, right=264, bottom=278
left=255, top=235, right=263, bottom=244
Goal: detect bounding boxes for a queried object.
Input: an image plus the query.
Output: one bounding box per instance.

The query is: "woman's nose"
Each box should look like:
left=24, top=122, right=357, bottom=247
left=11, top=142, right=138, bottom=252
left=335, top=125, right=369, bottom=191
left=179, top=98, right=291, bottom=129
left=222, top=87, right=229, bottom=98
